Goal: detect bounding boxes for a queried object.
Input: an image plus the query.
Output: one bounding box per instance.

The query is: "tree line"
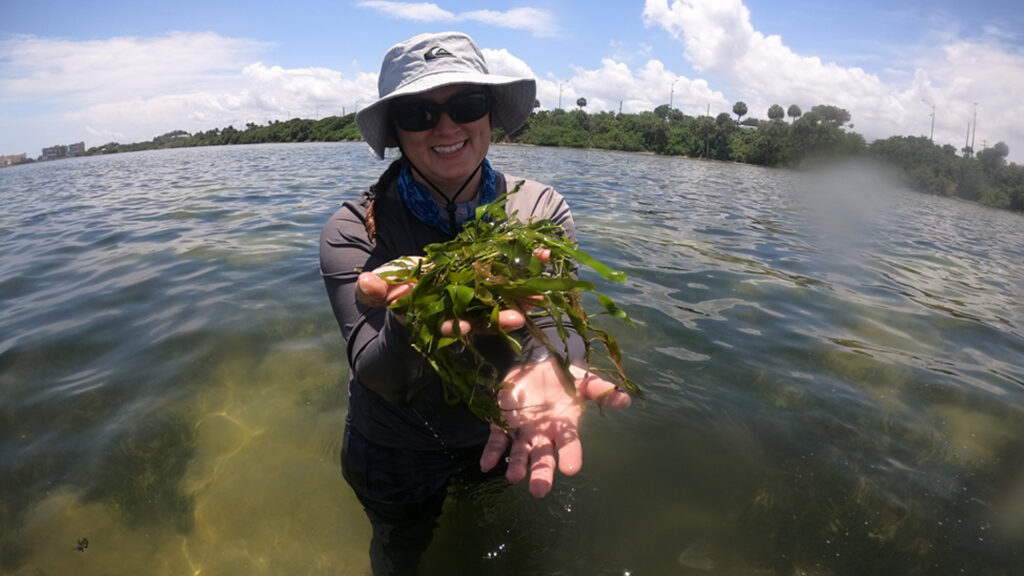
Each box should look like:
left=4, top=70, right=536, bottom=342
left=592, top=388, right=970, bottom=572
left=84, top=102, right=1023, bottom=212
left=87, top=116, right=363, bottom=153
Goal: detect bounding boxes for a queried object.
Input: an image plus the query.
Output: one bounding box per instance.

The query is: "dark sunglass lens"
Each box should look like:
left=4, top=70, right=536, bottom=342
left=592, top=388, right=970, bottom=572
left=394, top=102, right=437, bottom=131
left=449, top=93, right=489, bottom=123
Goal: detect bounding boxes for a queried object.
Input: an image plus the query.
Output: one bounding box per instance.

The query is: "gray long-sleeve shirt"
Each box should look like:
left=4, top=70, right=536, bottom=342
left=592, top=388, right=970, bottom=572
left=320, top=169, right=585, bottom=450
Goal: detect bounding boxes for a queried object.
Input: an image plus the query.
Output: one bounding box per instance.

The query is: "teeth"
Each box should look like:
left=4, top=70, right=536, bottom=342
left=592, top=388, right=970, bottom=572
left=433, top=141, right=465, bottom=154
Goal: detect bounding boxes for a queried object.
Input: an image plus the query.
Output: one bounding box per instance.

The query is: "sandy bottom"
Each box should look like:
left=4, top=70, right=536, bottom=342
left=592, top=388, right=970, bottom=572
left=13, top=344, right=372, bottom=576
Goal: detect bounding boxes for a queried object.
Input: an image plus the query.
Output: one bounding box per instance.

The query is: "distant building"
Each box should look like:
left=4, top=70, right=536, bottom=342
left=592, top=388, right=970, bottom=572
left=1, top=153, right=27, bottom=167
left=41, top=144, right=68, bottom=161
left=40, top=141, right=85, bottom=161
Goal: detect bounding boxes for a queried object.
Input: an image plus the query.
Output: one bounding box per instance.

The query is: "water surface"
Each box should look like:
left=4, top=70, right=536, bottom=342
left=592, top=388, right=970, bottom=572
left=1, top=143, right=1021, bottom=575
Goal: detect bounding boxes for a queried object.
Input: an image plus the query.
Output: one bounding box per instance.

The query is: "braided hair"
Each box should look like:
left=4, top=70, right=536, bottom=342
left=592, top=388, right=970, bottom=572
left=363, top=156, right=405, bottom=243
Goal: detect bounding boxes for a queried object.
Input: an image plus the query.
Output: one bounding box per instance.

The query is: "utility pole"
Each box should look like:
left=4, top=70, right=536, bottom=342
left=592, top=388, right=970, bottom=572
left=971, top=102, right=978, bottom=153
left=669, top=78, right=679, bottom=111
left=921, top=98, right=935, bottom=142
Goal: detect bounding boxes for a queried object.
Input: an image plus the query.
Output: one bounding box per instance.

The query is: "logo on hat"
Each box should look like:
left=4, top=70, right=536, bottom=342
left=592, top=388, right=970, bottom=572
left=424, top=46, right=454, bottom=61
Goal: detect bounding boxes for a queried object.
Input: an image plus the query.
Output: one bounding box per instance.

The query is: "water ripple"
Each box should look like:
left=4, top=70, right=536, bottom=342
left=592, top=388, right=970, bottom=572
left=1, top=143, right=1022, bottom=574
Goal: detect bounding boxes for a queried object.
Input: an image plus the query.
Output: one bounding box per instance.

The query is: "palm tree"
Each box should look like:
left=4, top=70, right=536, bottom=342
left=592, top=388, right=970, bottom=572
left=787, top=104, right=802, bottom=123
left=733, top=101, right=748, bottom=122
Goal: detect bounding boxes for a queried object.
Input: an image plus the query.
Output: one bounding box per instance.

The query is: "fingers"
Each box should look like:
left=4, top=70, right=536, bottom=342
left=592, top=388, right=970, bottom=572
left=533, top=247, right=551, bottom=262
left=505, top=435, right=530, bottom=485
left=515, top=294, right=546, bottom=314
left=440, top=318, right=473, bottom=337
left=440, top=308, right=525, bottom=337
left=480, top=424, right=511, bottom=472
left=554, top=426, right=583, bottom=476
left=387, top=281, right=413, bottom=303
left=498, top=429, right=579, bottom=499
left=527, top=436, right=556, bottom=498
left=497, top=308, right=525, bottom=331
left=504, top=434, right=558, bottom=498
left=573, top=367, right=632, bottom=410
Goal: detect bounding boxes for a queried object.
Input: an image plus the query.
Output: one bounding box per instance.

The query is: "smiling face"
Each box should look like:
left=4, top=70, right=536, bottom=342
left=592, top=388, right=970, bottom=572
left=392, top=84, right=492, bottom=202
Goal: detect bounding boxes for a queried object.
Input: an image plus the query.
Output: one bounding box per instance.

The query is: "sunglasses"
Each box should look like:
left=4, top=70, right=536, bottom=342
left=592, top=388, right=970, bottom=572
left=391, top=91, right=490, bottom=132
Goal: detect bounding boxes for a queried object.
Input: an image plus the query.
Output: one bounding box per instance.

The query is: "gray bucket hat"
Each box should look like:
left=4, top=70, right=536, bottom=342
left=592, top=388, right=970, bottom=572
left=356, top=31, right=537, bottom=158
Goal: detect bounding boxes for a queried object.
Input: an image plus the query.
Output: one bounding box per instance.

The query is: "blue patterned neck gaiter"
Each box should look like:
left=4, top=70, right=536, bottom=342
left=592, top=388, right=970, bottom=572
left=398, top=158, right=496, bottom=235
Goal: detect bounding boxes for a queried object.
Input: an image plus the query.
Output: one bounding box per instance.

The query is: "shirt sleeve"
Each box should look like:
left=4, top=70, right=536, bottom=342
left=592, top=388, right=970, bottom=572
left=319, top=200, right=429, bottom=404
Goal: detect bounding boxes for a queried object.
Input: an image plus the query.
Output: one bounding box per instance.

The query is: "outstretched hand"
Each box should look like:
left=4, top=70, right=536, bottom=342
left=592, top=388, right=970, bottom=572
left=479, top=357, right=631, bottom=498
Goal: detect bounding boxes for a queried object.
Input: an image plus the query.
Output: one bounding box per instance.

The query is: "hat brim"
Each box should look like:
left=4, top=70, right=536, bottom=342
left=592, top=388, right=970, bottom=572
left=356, top=72, right=536, bottom=158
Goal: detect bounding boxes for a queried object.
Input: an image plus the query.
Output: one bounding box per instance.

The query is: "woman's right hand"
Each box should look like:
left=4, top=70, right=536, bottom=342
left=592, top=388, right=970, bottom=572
left=355, top=271, right=413, bottom=309
left=359, top=246, right=552, bottom=333
left=358, top=270, right=524, bottom=335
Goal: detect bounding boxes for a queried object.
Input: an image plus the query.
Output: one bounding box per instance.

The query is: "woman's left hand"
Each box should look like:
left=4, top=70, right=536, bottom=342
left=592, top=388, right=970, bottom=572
left=478, top=357, right=631, bottom=498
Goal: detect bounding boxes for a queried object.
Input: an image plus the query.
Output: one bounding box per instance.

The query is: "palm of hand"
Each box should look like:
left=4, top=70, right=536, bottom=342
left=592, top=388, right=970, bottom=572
left=481, top=358, right=623, bottom=498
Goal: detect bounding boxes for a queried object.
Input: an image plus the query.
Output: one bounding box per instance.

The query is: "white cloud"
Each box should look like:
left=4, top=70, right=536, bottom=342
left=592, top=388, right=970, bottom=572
left=643, top=0, right=753, bottom=72
left=239, top=62, right=377, bottom=112
left=561, top=58, right=725, bottom=115
left=462, top=8, right=558, bottom=37
left=481, top=48, right=536, bottom=79
left=357, top=1, right=558, bottom=37
left=355, top=1, right=456, bottom=22
left=62, top=61, right=379, bottom=136
left=484, top=42, right=724, bottom=114
left=0, top=32, right=266, bottom=105
left=911, top=40, right=1024, bottom=155
left=0, top=33, right=380, bottom=152
left=641, top=0, right=890, bottom=116
left=980, top=24, right=1020, bottom=43
left=640, top=0, right=1024, bottom=162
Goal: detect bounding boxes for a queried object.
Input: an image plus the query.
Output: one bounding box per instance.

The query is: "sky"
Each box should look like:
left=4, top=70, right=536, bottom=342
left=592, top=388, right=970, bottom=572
left=2, top=0, right=1023, bottom=163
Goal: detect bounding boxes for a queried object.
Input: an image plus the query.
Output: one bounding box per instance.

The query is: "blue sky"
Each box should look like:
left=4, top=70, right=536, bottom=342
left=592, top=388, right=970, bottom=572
left=2, top=0, right=1022, bottom=162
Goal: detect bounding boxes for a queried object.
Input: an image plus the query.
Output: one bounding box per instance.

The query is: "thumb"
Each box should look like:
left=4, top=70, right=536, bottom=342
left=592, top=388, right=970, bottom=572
left=356, top=272, right=389, bottom=307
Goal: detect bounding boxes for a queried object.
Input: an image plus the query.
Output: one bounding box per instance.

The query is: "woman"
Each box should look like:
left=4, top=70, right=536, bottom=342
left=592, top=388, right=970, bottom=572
left=319, top=31, right=630, bottom=575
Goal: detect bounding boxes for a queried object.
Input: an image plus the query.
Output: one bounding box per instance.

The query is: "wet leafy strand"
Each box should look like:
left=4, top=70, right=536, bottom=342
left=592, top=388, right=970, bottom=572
left=378, top=183, right=640, bottom=425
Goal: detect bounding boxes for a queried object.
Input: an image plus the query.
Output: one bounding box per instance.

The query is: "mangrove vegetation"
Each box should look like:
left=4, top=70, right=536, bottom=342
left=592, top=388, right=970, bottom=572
left=83, top=103, right=1023, bottom=213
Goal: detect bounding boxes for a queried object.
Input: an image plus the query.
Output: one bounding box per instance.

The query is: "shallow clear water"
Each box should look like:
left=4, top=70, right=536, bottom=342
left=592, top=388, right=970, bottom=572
left=1, top=143, right=1021, bottom=575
